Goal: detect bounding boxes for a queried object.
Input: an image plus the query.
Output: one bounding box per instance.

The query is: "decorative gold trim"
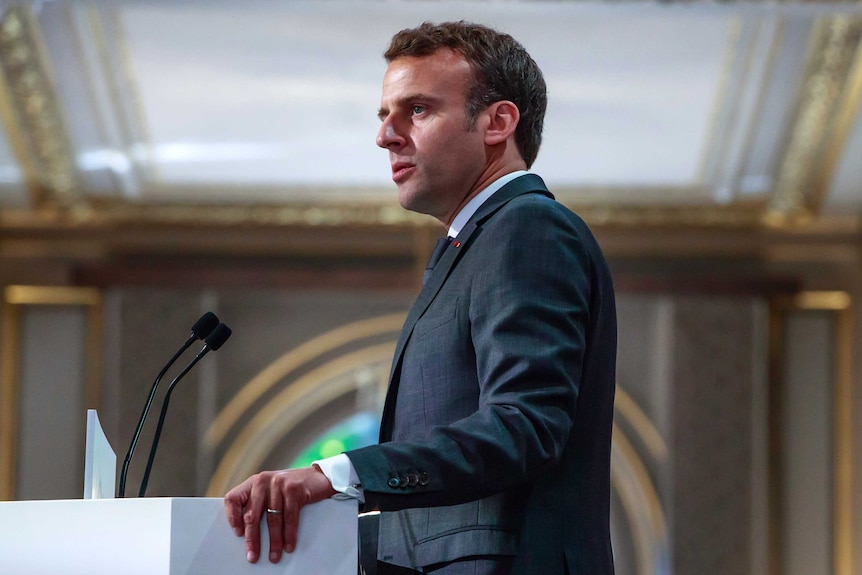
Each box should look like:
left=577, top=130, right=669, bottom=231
left=0, top=7, right=43, bottom=205
left=0, top=285, right=103, bottom=501
left=812, top=24, right=862, bottom=215
left=0, top=24, right=34, bottom=198
left=204, top=312, right=406, bottom=448
left=0, top=5, right=81, bottom=209
left=767, top=15, right=862, bottom=224
left=793, top=290, right=851, bottom=310
left=0, top=195, right=772, bottom=229
left=833, top=303, right=853, bottom=575
left=4, top=285, right=101, bottom=306
left=83, top=196, right=430, bottom=227
left=0, top=300, right=21, bottom=501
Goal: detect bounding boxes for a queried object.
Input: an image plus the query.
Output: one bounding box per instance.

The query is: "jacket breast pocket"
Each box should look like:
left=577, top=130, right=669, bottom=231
left=413, top=299, right=458, bottom=340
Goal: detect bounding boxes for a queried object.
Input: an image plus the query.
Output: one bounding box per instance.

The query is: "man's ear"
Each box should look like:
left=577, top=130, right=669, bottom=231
left=483, top=100, right=520, bottom=146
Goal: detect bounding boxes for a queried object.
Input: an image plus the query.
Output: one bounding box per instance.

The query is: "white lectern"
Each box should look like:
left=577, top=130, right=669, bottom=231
left=0, top=497, right=357, bottom=575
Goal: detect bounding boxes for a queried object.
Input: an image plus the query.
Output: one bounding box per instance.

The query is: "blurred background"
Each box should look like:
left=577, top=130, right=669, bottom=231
left=0, top=1, right=861, bottom=574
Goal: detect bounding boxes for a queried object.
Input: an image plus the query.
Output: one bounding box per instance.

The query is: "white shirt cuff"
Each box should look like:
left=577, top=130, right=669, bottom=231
left=313, top=453, right=364, bottom=503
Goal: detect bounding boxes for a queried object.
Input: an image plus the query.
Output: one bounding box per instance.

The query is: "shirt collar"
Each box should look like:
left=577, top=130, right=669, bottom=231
left=447, top=170, right=529, bottom=238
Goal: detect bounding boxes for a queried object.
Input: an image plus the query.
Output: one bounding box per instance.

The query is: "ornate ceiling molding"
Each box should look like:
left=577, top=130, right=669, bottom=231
left=2, top=192, right=854, bottom=231
left=768, top=14, right=862, bottom=225
left=0, top=4, right=859, bottom=235
left=0, top=5, right=80, bottom=210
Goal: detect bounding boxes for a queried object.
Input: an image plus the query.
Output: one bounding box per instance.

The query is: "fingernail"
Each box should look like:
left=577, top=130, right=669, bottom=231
left=247, top=551, right=255, bottom=563
left=234, top=527, right=243, bottom=537
left=270, top=552, right=279, bottom=562
left=285, top=544, right=294, bottom=553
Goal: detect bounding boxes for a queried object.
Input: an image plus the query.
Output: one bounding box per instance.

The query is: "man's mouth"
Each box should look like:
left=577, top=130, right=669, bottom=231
left=391, top=163, right=415, bottom=183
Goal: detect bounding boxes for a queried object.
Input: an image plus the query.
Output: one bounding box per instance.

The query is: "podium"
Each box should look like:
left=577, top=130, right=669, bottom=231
left=0, top=497, right=357, bottom=574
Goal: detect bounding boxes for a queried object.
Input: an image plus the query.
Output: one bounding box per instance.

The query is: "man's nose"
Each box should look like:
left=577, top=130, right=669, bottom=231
left=376, top=119, right=404, bottom=149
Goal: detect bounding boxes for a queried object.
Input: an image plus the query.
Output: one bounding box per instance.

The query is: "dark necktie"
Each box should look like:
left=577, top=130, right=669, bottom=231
left=423, top=236, right=452, bottom=285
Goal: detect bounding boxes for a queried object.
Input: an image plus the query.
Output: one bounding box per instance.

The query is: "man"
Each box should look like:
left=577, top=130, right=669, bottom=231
left=225, top=21, right=616, bottom=575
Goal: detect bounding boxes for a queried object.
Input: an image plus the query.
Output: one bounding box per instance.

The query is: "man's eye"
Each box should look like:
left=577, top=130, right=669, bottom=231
left=412, top=105, right=425, bottom=115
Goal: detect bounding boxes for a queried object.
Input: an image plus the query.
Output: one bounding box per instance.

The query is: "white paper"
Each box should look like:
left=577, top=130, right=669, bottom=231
left=83, top=409, right=117, bottom=499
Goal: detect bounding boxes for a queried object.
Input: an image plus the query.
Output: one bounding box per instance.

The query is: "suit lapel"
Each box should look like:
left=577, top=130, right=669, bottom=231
left=380, top=174, right=553, bottom=440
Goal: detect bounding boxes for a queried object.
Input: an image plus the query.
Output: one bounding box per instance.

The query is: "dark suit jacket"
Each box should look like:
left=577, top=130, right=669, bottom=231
left=348, top=174, right=616, bottom=574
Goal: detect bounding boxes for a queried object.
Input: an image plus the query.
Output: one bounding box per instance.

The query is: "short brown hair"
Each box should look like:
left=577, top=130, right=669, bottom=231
left=385, top=21, right=547, bottom=168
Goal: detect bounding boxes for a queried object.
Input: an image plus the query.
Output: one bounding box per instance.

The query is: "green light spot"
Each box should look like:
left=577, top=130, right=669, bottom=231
left=319, top=439, right=346, bottom=459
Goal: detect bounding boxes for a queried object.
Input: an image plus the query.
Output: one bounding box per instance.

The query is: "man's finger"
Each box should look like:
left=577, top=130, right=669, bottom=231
left=282, top=485, right=300, bottom=554
left=265, top=488, right=285, bottom=563
left=243, top=475, right=269, bottom=563
left=223, top=479, right=251, bottom=537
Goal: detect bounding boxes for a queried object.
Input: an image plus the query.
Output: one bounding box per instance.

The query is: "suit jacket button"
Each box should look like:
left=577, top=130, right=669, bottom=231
left=387, top=477, right=400, bottom=488
left=398, top=474, right=409, bottom=489
left=418, top=472, right=430, bottom=486
left=407, top=473, right=418, bottom=487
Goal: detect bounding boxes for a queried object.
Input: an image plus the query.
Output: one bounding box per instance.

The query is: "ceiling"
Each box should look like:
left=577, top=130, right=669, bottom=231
left=0, top=0, right=861, bottom=236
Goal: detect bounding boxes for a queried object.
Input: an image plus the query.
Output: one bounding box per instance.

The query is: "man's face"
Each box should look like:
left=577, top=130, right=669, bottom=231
left=376, top=49, right=487, bottom=224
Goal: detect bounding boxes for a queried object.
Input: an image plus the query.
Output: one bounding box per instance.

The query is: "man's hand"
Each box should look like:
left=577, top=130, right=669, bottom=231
left=224, top=466, right=337, bottom=563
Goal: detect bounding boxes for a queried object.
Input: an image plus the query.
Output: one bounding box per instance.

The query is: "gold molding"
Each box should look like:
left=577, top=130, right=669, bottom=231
left=767, top=15, right=862, bottom=225
left=793, top=290, right=851, bottom=310
left=833, top=302, right=853, bottom=575
left=0, top=5, right=81, bottom=210
left=0, top=194, right=777, bottom=230
left=814, top=22, right=862, bottom=215
left=4, top=285, right=101, bottom=306
left=0, top=285, right=103, bottom=501
left=0, top=299, right=21, bottom=500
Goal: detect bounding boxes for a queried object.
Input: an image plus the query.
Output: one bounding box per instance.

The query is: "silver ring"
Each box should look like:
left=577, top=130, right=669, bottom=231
left=266, top=508, right=282, bottom=514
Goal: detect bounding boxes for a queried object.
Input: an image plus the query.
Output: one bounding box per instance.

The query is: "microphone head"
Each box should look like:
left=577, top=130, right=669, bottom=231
left=205, top=323, right=232, bottom=350
left=191, top=312, right=219, bottom=340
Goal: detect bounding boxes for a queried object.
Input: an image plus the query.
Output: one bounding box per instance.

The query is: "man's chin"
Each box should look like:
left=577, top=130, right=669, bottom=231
left=397, top=190, right=424, bottom=214
left=398, top=189, right=444, bottom=222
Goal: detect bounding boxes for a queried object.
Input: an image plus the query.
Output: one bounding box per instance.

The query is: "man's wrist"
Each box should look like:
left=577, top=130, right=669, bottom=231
left=313, top=453, right=364, bottom=502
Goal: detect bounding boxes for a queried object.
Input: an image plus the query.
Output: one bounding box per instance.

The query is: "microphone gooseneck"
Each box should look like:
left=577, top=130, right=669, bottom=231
left=138, top=323, right=232, bottom=497
left=117, top=312, right=219, bottom=498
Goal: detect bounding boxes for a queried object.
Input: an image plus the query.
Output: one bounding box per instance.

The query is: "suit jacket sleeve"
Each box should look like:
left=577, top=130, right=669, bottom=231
left=346, top=194, right=596, bottom=511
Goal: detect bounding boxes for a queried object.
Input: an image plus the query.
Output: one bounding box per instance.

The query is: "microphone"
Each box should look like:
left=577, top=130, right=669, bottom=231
left=117, top=312, right=219, bottom=498
left=138, top=323, right=232, bottom=497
